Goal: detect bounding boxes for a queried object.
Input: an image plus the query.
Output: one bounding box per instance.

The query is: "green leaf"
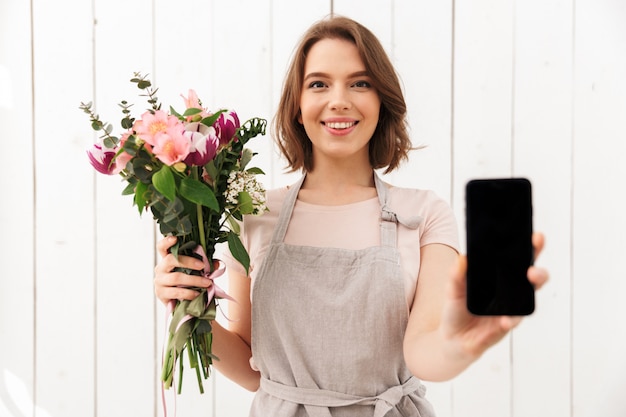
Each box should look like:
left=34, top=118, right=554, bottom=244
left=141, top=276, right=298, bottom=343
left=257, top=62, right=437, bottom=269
left=103, top=137, right=118, bottom=149
left=183, top=108, right=203, bottom=117
left=226, top=215, right=241, bottom=234
left=137, top=80, right=151, bottom=89
left=180, top=177, right=219, bottom=212
left=121, top=182, right=136, bottom=196
left=169, top=105, right=182, bottom=119
left=239, top=148, right=254, bottom=170
left=227, top=231, right=250, bottom=275
left=121, top=116, right=134, bottom=129
left=237, top=191, right=254, bottom=215
left=134, top=181, right=148, bottom=214
left=246, top=167, right=265, bottom=175
left=153, top=165, right=176, bottom=201
left=200, top=110, right=225, bottom=128
left=204, top=161, right=218, bottom=184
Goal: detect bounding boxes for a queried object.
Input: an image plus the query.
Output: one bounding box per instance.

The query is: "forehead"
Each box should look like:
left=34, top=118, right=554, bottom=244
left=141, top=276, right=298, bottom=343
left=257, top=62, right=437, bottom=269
left=304, top=38, right=366, bottom=74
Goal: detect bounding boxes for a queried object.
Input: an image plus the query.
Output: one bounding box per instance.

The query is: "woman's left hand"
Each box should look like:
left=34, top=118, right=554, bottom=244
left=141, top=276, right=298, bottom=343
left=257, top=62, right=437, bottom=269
left=440, top=232, right=549, bottom=360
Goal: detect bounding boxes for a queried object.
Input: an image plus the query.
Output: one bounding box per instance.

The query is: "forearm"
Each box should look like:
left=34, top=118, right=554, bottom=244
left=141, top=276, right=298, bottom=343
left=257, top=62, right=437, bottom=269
left=403, top=329, right=479, bottom=382
left=211, top=320, right=260, bottom=391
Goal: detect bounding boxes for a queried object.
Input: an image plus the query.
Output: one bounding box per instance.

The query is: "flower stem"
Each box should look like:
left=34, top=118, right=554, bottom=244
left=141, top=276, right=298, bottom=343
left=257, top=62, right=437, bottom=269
left=193, top=167, right=208, bottom=257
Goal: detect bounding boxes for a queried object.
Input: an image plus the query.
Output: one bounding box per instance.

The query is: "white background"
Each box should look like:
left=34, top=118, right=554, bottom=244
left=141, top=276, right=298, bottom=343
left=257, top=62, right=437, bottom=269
left=1, top=0, right=625, bottom=416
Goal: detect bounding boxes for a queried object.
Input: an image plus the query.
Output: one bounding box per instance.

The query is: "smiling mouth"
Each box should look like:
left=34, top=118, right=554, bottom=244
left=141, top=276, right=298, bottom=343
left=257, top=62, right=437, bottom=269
left=323, top=121, right=358, bottom=129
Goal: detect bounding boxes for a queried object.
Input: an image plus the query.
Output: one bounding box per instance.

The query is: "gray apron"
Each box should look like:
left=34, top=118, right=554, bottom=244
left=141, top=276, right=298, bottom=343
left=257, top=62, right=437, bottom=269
left=250, top=174, right=435, bottom=417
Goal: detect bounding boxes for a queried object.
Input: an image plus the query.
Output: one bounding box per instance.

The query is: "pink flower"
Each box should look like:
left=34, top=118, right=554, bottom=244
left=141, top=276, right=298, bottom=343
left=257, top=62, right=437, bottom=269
left=214, top=110, right=240, bottom=146
left=183, top=122, right=219, bottom=166
left=87, top=143, right=120, bottom=175
left=181, top=90, right=211, bottom=120
left=152, top=128, right=191, bottom=166
left=114, top=132, right=133, bottom=171
left=133, top=110, right=182, bottom=146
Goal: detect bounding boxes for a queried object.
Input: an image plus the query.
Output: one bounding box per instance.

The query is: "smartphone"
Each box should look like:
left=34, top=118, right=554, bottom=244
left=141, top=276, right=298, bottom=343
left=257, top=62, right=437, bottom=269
left=465, top=178, right=534, bottom=316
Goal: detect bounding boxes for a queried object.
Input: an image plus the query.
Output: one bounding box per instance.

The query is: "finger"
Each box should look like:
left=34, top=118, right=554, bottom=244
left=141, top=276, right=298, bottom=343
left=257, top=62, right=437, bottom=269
left=500, top=315, right=523, bottom=331
left=156, top=235, right=177, bottom=258
left=527, top=266, right=549, bottom=290
left=155, top=282, right=205, bottom=302
left=532, top=232, right=545, bottom=259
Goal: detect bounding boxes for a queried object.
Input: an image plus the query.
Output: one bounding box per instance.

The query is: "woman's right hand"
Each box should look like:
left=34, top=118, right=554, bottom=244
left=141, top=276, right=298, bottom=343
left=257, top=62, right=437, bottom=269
left=153, top=236, right=213, bottom=305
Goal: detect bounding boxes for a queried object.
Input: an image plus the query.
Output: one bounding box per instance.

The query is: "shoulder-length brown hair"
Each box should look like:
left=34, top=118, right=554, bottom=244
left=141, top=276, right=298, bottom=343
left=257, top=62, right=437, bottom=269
left=273, top=15, right=412, bottom=174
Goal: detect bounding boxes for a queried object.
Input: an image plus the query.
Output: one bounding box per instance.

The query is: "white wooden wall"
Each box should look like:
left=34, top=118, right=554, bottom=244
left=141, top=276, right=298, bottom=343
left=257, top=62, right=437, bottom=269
left=1, top=0, right=625, bottom=416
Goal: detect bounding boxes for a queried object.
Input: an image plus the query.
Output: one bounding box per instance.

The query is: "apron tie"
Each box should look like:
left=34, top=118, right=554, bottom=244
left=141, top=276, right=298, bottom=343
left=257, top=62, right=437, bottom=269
left=381, top=204, right=422, bottom=230
left=260, top=376, right=425, bottom=417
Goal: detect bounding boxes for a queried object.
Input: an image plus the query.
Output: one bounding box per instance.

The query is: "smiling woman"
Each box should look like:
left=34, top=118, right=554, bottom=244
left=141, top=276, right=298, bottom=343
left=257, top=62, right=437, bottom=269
left=151, top=14, right=548, bottom=417
left=298, top=38, right=382, bottom=172
left=2, top=0, right=625, bottom=416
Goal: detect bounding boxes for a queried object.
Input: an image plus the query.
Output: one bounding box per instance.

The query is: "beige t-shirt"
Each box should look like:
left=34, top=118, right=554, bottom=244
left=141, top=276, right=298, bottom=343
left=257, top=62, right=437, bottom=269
left=223, top=182, right=459, bottom=309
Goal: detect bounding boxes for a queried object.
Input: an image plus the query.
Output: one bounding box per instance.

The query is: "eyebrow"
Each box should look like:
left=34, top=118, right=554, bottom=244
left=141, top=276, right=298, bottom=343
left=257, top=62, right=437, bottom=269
left=303, top=70, right=370, bottom=81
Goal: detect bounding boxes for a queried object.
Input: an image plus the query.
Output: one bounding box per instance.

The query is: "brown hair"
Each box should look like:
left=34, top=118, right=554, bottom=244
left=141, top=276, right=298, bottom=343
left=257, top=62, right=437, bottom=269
left=273, top=15, right=412, bottom=174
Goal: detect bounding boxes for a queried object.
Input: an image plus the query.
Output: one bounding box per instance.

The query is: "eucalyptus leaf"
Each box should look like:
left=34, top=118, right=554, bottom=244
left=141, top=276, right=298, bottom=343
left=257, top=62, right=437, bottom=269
left=137, top=80, right=151, bottom=89
left=103, top=137, right=117, bottom=149
left=121, top=117, right=133, bottom=129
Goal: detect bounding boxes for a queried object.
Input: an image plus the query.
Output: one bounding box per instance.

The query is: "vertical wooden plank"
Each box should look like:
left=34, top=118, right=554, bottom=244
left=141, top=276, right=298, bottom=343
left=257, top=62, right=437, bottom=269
left=332, top=0, right=393, bottom=53
left=391, top=0, right=455, bottom=415
left=32, top=0, right=96, bottom=415
left=0, top=0, right=35, bottom=415
left=269, top=0, right=330, bottom=189
left=452, top=0, right=515, bottom=416
left=572, top=1, right=626, bottom=416
left=388, top=0, right=455, bottom=202
left=91, top=0, right=158, bottom=415
left=151, top=1, right=219, bottom=415
left=210, top=2, right=273, bottom=415
left=511, top=1, right=574, bottom=416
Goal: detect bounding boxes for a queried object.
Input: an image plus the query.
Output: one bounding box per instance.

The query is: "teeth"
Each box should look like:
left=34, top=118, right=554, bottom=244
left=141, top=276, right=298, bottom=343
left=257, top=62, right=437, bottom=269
left=326, top=121, right=355, bottom=129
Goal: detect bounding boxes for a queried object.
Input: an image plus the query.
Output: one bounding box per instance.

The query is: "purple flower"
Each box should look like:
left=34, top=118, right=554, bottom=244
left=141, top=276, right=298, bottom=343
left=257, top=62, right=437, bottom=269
left=183, top=122, right=219, bottom=166
left=87, top=143, right=119, bottom=175
left=214, top=110, right=240, bottom=146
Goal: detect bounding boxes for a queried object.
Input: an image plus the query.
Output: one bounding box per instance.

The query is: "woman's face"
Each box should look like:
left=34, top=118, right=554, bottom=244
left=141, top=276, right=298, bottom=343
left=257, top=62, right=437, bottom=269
left=298, top=38, right=381, bottom=168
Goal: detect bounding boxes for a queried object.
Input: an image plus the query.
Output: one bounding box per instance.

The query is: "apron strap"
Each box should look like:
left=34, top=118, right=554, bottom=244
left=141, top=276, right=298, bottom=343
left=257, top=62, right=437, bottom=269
left=270, top=174, right=306, bottom=245
left=270, top=172, right=422, bottom=248
left=260, top=376, right=426, bottom=417
left=374, top=173, right=423, bottom=248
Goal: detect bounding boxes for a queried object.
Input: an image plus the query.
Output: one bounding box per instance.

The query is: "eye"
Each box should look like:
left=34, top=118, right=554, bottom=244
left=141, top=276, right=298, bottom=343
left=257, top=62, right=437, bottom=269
left=352, top=80, right=372, bottom=89
left=308, top=80, right=326, bottom=89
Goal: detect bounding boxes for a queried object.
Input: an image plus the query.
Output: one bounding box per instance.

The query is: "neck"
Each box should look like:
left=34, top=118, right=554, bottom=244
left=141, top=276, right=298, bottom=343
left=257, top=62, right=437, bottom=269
left=298, top=162, right=376, bottom=205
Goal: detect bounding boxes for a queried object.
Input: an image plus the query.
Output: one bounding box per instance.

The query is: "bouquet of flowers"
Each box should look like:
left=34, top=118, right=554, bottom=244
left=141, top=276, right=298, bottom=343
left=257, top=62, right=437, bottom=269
left=81, top=73, right=267, bottom=394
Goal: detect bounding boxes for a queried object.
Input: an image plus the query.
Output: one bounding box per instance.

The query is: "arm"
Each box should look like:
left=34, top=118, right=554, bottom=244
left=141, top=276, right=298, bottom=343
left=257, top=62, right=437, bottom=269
left=211, top=268, right=261, bottom=391
left=154, top=236, right=260, bottom=391
left=403, top=234, right=549, bottom=382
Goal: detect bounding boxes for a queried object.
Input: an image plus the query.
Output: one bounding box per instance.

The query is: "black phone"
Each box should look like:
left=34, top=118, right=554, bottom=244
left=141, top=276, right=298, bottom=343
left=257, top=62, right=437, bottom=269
left=465, top=178, right=535, bottom=316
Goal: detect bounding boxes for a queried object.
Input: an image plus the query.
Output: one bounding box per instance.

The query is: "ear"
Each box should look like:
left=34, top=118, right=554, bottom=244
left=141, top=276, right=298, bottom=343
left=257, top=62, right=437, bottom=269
left=297, top=111, right=303, bottom=124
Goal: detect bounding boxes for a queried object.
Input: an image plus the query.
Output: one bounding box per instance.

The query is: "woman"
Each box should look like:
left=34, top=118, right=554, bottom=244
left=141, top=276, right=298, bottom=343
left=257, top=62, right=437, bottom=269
left=154, top=15, right=548, bottom=416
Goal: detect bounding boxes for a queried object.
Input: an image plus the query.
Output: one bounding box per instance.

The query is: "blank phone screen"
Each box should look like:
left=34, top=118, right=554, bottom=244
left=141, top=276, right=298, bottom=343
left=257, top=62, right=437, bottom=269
left=465, top=178, right=535, bottom=316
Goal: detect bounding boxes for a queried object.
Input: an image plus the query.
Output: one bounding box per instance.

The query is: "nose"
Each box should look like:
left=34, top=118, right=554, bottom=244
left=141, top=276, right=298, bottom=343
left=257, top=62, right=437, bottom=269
left=328, top=86, right=352, bottom=111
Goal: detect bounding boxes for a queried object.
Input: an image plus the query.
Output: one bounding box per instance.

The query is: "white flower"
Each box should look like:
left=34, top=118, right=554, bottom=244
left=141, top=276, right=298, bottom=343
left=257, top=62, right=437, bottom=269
left=224, top=171, right=267, bottom=215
